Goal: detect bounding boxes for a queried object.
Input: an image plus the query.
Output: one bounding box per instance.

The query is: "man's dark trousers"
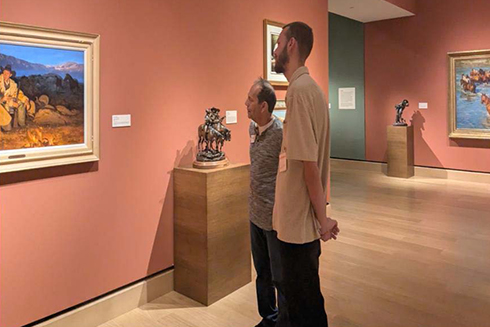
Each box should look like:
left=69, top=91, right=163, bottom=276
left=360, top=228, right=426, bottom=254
left=274, top=237, right=328, bottom=327
left=250, top=222, right=285, bottom=327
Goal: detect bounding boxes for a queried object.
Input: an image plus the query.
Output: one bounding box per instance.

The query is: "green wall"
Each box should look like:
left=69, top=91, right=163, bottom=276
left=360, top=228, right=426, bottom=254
left=329, top=13, right=365, bottom=160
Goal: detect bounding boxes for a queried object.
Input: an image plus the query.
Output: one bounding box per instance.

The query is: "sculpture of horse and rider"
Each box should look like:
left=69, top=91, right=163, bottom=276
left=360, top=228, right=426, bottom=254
left=198, top=116, right=231, bottom=152
left=196, top=107, right=231, bottom=163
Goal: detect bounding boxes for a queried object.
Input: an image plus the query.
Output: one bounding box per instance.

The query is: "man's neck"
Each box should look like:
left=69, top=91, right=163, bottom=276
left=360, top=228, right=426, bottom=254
left=255, top=115, right=272, bottom=127
left=284, top=61, right=303, bottom=82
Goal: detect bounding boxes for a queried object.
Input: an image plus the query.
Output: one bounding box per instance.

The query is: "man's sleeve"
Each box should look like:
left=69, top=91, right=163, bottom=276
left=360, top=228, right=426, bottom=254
left=285, top=93, right=318, bottom=162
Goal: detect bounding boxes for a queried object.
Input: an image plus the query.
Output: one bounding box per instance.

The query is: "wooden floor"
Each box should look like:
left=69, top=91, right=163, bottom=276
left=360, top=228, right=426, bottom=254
left=99, top=165, right=490, bottom=327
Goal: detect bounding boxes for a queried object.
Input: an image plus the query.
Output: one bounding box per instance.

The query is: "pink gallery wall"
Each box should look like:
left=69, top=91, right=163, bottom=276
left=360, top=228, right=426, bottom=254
left=365, top=0, right=490, bottom=173
left=0, top=1, right=329, bottom=327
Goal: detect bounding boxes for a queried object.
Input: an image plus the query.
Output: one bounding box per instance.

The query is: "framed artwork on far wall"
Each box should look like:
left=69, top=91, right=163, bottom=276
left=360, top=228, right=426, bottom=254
left=263, top=19, right=288, bottom=86
left=273, top=99, right=286, bottom=121
left=448, top=49, right=490, bottom=139
left=275, top=99, right=286, bottom=109
left=0, top=21, right=100, bottom=173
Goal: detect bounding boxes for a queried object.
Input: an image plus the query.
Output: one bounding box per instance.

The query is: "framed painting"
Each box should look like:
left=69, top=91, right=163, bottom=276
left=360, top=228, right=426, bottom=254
left=0, top=22, right=100, bottom=173
left=448, top=49, right=490, bottom=139
left=263, top=19, right=288, bottom=86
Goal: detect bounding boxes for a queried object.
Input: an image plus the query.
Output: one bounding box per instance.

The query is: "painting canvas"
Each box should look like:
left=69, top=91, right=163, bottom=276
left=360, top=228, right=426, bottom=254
left=263, top=20, right=288, bottom=86
left=448, top=50, right=490, bottom=139
left=0, top=43, right=85, bottom=149
left=0, top=22, right=99, bottom=173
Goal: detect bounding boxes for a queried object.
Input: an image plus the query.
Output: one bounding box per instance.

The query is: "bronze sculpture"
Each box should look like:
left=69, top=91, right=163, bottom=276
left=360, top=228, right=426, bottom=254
left=194, top=107, right=231, bottom=169
left=394, top=99, right=409, bottom=126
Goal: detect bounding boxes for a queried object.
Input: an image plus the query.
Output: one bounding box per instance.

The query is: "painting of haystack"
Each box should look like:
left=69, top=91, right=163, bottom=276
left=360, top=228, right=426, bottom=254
left=0, top=43, right=84, bottom=150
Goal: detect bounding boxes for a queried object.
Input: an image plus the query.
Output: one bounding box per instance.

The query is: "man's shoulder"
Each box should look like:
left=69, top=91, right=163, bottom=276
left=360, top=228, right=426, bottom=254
left=293, top=72, right=316, bottom=86
left=268, top=118, right=283, bottom=137
left=290, top=74, right=323, bottom=97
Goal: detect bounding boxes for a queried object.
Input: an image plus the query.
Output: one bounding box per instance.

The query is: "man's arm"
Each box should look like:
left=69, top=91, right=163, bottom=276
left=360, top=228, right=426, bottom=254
left=303, top=161, right=339, bottom=241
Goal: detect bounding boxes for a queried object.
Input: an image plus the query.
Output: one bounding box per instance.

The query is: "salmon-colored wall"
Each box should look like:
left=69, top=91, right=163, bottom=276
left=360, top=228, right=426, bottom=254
left=0, top=1, right=329, bottom=327
left=383, top=0, right=416, bottom=14
left=365, top=0, right=490, bottom=173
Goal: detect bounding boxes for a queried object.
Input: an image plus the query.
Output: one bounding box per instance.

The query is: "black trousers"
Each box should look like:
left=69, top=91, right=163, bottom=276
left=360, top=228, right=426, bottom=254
left=273, top=236, right=328, bottom=327
left=250, top=222, right=285, bottom=327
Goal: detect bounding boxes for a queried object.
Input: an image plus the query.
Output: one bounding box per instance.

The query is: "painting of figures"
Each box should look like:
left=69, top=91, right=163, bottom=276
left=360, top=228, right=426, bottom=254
left=449, top=50, right=490, bottom=139
left=0, top=43, right=85, bottom=150
left=0, top=22, right=99, bottom=173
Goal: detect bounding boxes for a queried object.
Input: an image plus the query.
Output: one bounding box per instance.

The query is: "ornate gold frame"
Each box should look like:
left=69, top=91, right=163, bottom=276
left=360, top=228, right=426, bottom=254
left=0, top=22, right=100, bottom=172
left=448, top=49, right=490, bottom=139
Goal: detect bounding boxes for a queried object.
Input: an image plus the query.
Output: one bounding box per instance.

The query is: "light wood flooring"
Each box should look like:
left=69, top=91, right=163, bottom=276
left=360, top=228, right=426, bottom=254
left=99, top=165, right=490, bottom=327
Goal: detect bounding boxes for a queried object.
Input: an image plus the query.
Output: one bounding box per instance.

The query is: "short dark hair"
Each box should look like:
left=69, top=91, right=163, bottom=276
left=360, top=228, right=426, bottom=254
left=254, top=78, right=276, bottom=113
left=283, top=21, right=314, bottom=62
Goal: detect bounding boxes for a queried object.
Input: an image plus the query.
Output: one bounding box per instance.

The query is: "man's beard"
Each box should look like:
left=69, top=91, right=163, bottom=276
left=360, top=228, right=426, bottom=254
left=274, top=49, right=289, bottom=74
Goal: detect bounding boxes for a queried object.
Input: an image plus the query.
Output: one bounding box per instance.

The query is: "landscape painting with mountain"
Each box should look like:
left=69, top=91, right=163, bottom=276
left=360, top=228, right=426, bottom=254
left=0, top=42, right=85, bottom=151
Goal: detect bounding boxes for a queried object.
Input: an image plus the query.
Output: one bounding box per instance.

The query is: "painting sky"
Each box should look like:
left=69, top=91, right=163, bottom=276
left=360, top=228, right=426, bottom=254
left=0, top=43, right=83, bottom=65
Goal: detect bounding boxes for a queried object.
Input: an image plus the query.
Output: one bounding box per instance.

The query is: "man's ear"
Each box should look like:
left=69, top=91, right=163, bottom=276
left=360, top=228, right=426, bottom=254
left=287, top=37, right=296, bottom=51
left=260, top=101, right=269, bottom=114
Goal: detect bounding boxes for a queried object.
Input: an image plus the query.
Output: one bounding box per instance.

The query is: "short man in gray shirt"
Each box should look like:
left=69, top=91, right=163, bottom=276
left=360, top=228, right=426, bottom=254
left=246, top=78, right=283, bottom=327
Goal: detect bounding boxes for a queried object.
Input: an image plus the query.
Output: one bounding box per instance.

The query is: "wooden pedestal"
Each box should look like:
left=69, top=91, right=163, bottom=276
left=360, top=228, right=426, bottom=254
left=387, top=125, right=414, bottom=178
left=174, top=163, right=251, bottom=305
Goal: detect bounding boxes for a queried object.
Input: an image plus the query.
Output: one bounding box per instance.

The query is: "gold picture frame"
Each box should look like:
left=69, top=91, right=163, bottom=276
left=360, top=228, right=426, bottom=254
left=0, top=22, right=100, bottom=173
left=263, top=19, right=288, bottom=86
left=448, top=49, right=490, bottom=139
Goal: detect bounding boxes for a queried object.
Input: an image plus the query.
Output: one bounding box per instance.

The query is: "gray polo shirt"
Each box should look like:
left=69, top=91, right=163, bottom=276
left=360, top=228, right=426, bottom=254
left=249, top=117, right=283, bottom=231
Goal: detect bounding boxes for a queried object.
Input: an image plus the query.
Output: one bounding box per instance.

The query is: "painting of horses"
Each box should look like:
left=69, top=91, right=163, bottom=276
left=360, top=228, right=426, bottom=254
left=0, top=22, right=99, bottom=173
left=448, top=50, right=490, bottom=139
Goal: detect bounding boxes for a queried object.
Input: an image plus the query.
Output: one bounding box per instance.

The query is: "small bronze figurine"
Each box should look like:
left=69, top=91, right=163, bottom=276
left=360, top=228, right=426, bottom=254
left=394, top=99, right=409, bottom=126
left=194, top=107, right=231, bottom=169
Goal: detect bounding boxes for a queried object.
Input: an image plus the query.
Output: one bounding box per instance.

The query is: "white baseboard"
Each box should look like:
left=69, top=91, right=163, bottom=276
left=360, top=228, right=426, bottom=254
left=331, top=159, right=490, bottom=184
left=34, top=269, right=174, bottom=327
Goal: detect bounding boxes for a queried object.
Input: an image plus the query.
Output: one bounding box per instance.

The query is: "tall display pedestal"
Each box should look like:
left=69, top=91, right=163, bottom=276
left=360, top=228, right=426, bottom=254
left=173, top=163, right=251, bottom=305
left=387, top=125, right=414, bottom=178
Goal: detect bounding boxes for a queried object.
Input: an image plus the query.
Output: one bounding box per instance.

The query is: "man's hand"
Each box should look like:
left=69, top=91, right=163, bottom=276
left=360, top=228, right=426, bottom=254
left=320, top=218, right=339, bottom=242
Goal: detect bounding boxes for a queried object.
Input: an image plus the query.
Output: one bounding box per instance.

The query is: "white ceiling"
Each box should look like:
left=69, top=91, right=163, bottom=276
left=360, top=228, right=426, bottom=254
left=329, top=0, right=414, bottom=23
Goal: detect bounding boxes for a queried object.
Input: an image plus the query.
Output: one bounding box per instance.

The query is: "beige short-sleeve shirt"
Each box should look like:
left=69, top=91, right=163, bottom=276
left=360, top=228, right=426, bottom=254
left=272, top=66, right=330, bottom=244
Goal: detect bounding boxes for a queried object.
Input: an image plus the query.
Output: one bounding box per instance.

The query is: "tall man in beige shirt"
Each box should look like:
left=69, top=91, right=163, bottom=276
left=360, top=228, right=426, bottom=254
left=271, top=21, right=339, bottom=327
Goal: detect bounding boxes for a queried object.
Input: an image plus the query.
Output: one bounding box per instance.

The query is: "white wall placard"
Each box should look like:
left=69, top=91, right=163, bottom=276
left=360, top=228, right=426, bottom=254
left=226, top=110, right=237, bottom=124
left=112, top=114, right=131, bottom=128
left=339, top=87, right=356, bottom=110
left=419, top=102, right=428, bottom=109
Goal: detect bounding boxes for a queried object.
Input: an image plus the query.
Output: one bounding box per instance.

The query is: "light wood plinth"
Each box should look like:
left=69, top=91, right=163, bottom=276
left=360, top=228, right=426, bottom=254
left=387, top=125, right=414, bottom=178
left=192, top=158, right=229, bottom=169
left=174, top=163, right=251, bottom=306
